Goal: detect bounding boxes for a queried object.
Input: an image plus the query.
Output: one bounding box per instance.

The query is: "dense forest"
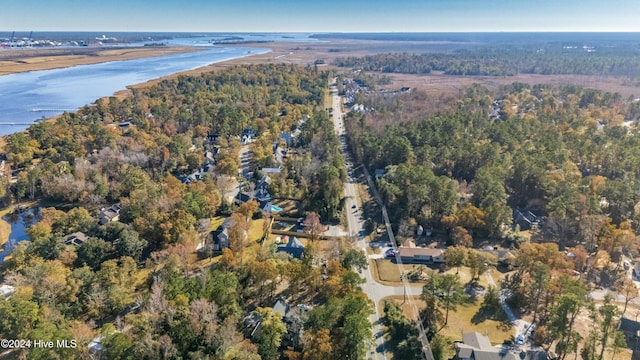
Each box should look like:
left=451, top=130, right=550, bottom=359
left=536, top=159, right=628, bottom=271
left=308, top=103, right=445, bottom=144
left=344, top=75, right=640, bottom=359
left=0, top=64, right=372, bottom=359
left=334, top=49, right=640, bottom=77
left=347, top=81, right=640, bottom=246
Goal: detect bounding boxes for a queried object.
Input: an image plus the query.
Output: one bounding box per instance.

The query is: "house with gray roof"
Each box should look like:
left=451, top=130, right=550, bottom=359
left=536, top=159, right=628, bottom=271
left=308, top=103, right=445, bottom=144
left=99, top=204, right=121, bottom=225
left=454, top=332, right=548, bottom=360
left=277, top=237, right=305, bottom=259
left=64, top=231, right=88, bottom=246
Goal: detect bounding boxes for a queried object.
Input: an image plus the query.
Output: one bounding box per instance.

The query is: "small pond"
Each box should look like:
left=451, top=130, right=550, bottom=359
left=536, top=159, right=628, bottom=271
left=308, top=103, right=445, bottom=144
left=0, top=207, right=40, bottom=264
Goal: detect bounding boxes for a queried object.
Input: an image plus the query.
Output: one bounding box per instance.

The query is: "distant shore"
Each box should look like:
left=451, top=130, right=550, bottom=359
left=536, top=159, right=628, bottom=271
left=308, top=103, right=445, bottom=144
left=0, top=46, right=201, bottom=76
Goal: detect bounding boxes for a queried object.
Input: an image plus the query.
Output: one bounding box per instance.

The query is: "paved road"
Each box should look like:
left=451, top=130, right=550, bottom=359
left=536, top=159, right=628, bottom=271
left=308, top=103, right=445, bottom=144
left=330, top=83, right=387, bottom=360
left=239, top=144, right=252, bottom=179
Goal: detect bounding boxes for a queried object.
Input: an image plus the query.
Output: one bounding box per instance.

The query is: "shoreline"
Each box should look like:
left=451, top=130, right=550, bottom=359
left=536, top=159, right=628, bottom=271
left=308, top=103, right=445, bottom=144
left=0, top=46, right=202, bottom=76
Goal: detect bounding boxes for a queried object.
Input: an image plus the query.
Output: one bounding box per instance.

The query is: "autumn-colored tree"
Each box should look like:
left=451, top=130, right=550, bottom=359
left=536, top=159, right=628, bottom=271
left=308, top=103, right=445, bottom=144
left=615, top=277, right=639, bottom=316
left=228, top=213, right=249, bottom=265
left=451, top=226, right=473, bottom=247
left=567, top=245, right=589, bottom=273
left=219, top=248, right=236, bottom=270
left=249, top=259, right=279, bottom=306
left=303, top=211, right=324, bottom=242
left=455, top=203, right=486, bottom=232
left=302, top=328, right=333, bottom=360
left=237, top=200, right=260, bottom=221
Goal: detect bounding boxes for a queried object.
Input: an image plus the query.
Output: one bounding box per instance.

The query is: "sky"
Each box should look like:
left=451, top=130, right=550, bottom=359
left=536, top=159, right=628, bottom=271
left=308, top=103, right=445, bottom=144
left=1, top=0, right=639, bottom=33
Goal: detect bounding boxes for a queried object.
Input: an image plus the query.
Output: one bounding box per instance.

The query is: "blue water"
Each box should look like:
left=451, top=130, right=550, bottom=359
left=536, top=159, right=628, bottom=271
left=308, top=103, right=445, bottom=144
left=0, top=46, right=270, bottom=135
left=0, top=208, right=40, bottom=263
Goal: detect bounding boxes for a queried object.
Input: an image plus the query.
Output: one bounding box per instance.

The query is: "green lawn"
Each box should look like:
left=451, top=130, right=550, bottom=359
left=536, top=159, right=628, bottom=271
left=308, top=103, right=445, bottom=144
left=209, top=216, right=226, bottom=231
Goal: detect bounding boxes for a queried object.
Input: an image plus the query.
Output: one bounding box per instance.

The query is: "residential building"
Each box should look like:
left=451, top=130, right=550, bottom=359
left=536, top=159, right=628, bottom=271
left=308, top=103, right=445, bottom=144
left=454, top=332, right=548, bottom=360
left=397, top=247, right=445, bottom=263
left=512, top=209, right=541, bottom=231
left=99, top=204, right=121, bottom=225
left=0, top=284, right=15, bottom=299
left=212, top=217, right=247, bottom=252
left=277, top=237, right=305, bottom=259
left=64, top=231, right=88, bottom=246
left=619, top=316, right=640, bottom=357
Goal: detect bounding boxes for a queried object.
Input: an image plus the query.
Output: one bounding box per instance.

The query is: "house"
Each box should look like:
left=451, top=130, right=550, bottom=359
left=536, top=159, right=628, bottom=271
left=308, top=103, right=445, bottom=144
left=106, top=121, right=134, bottom=132
left=88, top=336, right=104, bottom=354
left=280, top=132, right=293, bottom=146
left=619, top=316, right=640, bottom=353
left=277, top=237, right=305, bottom=259
left=255, top=176, right=272, bottom=204
left=99, top=204, right=121, bottom=225
left=512, top=209, right=541, bottom=231
left=454, top=332, right=547, bottom=360
left=214, top=218, right=233, bottom=251
left=0, top=284, right=15, bottom=299
left=64, top=231, right=88, bottom=246
left=180, top=170, right=204, bottom=184
left=273, top=298, right=289, bottom=317
left=213, top=217, right=247, bottom=252
left=235, top=192, right=251, bottom=205
left=397, top=247, right=445, bottom=263
left=215, top=229, right=230, bottom=251
left=241, top=127, right=257, bottom=144
left=243, top=299, right=306, bottom=351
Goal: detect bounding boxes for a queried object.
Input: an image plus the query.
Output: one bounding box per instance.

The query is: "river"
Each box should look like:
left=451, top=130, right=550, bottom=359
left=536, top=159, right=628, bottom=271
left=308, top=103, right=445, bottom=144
left=0, top=33, right=322, bottom=135
left=0, top=46, right=272, bottom=135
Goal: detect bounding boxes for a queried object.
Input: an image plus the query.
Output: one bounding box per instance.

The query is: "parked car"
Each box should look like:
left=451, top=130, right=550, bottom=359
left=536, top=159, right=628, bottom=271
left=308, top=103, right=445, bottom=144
left=385, top=249, right=396, bottom=258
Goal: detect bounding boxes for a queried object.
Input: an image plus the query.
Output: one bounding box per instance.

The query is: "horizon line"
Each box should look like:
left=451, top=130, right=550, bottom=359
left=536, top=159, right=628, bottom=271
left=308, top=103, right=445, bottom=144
left=1, top=30, right=640, bottom=34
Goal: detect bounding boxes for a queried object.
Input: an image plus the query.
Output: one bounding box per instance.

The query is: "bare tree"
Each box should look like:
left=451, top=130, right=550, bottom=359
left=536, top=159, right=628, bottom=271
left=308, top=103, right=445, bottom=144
left=304, top=211, right=324, bottom=242
left=615, top=277, right=639, bottom=316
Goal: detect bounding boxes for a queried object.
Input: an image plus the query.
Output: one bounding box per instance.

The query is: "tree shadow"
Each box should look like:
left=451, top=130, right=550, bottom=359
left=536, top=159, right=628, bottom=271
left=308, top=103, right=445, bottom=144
left=471, top=307, right=491, bottom=325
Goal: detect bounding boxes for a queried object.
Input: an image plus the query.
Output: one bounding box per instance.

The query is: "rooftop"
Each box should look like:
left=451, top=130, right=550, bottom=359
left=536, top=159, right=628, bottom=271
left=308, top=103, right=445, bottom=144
left=397, top=247, right=444, bottom=257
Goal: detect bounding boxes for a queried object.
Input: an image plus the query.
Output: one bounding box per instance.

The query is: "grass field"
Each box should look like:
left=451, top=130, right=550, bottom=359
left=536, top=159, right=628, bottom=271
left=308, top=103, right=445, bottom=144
left=382, top=295, right=512, bottom=345
left=439, top=301, right=513, bottom=344
left=373, top=258, right=402, bottom=283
